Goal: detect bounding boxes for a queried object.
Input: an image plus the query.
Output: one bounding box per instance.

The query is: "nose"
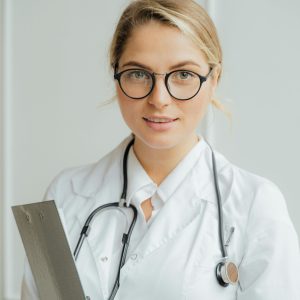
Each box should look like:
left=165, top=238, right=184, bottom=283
left=147, top=74, right=173, bottom=108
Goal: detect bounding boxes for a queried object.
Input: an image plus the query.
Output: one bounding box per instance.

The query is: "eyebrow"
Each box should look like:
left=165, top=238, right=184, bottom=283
left=120, top=60, right=202, bottom=70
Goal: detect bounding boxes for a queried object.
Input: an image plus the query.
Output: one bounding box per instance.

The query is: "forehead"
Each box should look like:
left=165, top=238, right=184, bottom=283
left=119, top=20, right=208, bottom=70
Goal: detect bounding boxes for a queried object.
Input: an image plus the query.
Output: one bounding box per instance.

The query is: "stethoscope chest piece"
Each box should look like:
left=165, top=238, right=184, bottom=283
left=216, top=261, right=239, bottom=287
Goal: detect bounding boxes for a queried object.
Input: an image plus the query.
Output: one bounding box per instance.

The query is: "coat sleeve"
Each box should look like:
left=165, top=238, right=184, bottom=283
left=20, top=172, right=61, bottom=300
left=237, top=181, right=300, bottom=300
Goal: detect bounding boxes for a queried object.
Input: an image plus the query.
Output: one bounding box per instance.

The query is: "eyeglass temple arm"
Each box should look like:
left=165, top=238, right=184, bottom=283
left=114, top=63, right=119, bottom=75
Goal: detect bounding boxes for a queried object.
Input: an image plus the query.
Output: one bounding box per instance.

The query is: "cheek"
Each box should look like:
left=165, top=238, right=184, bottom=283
left=180, top=93, right=210, bottom=123
left=116, top=85, right=125, bottom=105
left=116, top=88, right=131, bottom=117
left=118, top=99, right=132, bottom=121
left=117, top=93, right=141, bottom=127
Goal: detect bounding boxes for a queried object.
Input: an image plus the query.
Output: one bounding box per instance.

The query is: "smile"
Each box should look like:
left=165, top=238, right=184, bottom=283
left=142, top=116, right=179, bottom=132
left=143, top=117, right=178, bottom=123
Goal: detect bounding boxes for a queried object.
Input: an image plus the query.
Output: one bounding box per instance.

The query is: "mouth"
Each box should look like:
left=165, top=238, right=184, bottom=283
left=142, top=117, right=179, bottom=123
left=142, top=116, right=179, bottom=132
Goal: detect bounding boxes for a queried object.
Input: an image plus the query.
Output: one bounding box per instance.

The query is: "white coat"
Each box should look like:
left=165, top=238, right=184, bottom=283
left=22, top=135, right=300, bottom=300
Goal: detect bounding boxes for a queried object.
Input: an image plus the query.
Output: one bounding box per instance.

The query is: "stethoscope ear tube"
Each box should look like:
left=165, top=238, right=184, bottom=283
left=206, top=141, right=228, bottom=259
left=120, top=138, right=135, bottom=204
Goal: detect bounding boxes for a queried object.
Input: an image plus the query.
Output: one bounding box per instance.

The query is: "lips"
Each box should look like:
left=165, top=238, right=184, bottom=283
left=142, top=116, right=179, bottom=132
left=143, top=116, right=178, bottom=123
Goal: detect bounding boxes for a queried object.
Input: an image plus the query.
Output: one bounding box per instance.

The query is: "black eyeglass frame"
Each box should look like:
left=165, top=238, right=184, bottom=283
left=113, top=64, right=213, bottom=101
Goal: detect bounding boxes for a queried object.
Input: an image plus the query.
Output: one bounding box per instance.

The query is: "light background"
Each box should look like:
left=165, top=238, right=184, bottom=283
left=1, top=0, right=299, bottom=299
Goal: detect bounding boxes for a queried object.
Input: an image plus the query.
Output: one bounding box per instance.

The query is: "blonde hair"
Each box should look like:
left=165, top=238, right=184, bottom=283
left=108, top=0, right=231, bottom=120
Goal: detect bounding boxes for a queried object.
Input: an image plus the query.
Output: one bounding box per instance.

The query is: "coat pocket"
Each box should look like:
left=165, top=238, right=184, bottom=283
left=183, top=255, right=237, bottom=300
left=182, top=203, right=238, bottom=299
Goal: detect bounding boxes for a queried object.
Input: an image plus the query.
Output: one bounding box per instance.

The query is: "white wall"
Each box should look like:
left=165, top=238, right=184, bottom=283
left=214, top=0, right=300, bottom=237
left=1, top=0, right=299, bottom=299
left=0, top=0, right=4, bottom=297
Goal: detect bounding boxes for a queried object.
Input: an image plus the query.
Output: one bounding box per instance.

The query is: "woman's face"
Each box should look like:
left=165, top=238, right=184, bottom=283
left=116, top=20, right=219, bottom=150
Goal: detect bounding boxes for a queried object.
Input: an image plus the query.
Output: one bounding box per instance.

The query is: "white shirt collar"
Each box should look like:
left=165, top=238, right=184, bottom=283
left=125, top=135, right=208, bottom=208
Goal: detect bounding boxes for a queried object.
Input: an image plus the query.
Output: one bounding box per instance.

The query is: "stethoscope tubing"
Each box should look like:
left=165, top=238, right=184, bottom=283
left=73, top=137, right=237, bottom=299
left=206, top=141, right=228, bottom=259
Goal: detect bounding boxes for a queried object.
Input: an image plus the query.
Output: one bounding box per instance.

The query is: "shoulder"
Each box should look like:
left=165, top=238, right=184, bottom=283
left=198, top=140, right=290, bottom=225
left=211, top=147, right=294, bottom=234
left=211, top=147, right=299, bottom=257
left=228, top=161, right=287, bottom=219
left=44, top=135, right=132, bottom=205
left=193, top=140, right=285, bottom=211
left=212, top=147, right=284, bottom=201
left=214, top=149, right=278, bottom=196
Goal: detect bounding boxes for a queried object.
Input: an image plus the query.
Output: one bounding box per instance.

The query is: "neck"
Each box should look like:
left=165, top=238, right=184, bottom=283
left=132, top=133, right=199, bottom=185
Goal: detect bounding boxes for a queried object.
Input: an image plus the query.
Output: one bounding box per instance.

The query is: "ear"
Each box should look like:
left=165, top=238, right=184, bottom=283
left=211, top=64, right=221, bottom=88
left=208, top=64, right=221, bottom=97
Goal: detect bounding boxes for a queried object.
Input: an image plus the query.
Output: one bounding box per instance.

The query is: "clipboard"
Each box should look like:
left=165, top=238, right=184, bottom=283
left=12, top=200, right=87, bottom=300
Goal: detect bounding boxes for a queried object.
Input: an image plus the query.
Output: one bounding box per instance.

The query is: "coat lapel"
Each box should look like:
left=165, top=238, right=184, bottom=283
left=127, top=155, right=217, bottom=261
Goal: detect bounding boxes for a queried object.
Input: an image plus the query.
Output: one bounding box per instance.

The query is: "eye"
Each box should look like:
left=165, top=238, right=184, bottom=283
left=125, top=70, right=151, bottom=81
left=172, top=71, right=196, bottom=80
left=169, top=71, right=198, bottom=86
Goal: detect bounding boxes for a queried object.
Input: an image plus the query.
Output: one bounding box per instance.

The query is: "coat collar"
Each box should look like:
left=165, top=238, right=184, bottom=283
left=70, top=134, right=232, bottom=208
left=70, top=135, right=133, bottom=198
left=125, top=135, right=208, bottom=208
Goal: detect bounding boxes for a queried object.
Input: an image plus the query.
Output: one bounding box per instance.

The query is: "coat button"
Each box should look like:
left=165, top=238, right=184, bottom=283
left=130, top=253, right=138, bottom=260
left=100, top=256, right=108, bottom=262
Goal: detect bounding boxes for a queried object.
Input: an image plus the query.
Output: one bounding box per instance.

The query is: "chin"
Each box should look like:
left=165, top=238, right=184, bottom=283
left=134, top=132, right=183, bottom=150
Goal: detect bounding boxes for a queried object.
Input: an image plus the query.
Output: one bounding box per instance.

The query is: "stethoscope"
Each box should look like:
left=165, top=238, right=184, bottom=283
left=73, top=137, right=239, bottom=300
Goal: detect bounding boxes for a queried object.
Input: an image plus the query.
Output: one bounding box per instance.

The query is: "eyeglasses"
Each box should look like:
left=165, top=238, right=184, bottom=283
left=114, top=66, right=213, bottom=101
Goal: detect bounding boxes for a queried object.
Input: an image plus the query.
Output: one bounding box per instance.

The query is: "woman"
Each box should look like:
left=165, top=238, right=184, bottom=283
left=22, top=0, right=300, bottom=299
